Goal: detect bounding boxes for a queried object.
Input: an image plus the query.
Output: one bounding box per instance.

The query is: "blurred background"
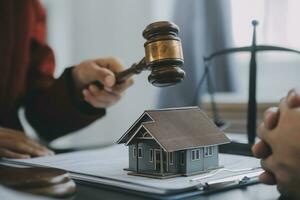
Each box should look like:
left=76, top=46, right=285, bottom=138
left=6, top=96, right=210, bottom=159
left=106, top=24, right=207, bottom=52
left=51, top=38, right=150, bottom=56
left=22, top=0, right=300, bottom=149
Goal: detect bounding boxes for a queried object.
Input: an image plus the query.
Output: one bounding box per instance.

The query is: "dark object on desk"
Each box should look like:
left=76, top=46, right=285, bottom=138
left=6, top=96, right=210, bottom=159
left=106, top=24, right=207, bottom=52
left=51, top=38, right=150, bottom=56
left=0, top=165, right=76, bottom=198
left=219, top=142, right=253, bottom=157
left=96, top=21, right=185, bottom=88
left=201, top=20, right=300, bottom=156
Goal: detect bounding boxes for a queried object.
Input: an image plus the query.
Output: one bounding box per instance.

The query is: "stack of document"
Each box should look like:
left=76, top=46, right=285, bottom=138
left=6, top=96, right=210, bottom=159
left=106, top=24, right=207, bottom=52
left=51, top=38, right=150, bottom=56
left=1, top=145, right=263, bottom=198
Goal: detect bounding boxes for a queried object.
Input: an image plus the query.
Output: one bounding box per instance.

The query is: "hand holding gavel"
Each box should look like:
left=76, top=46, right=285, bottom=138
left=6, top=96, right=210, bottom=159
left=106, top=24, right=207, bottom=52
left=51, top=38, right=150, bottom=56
left=72, top=21, right=186, bottom=108
left=252, top=88, right=300, bottom=198
left=72, top=57, right=134, bottom=108
left=71, top=21, right=185, bottom=108
left=93, top=21, right=186, bottom=88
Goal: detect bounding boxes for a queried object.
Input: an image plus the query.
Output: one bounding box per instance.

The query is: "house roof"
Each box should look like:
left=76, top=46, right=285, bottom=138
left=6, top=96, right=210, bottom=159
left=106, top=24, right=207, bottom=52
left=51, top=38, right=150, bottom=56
left=117, top=107, right=230, bottom=152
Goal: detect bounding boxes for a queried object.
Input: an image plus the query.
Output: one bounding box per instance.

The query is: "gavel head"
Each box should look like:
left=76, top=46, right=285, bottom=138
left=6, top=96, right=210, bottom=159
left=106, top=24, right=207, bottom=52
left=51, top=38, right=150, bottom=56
left=143, top=21, right=185, bottom=87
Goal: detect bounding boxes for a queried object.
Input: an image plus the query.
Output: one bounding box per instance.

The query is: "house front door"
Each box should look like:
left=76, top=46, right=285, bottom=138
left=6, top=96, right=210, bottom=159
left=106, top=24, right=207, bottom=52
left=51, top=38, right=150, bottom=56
left=155, top=150, right=161, bottom=171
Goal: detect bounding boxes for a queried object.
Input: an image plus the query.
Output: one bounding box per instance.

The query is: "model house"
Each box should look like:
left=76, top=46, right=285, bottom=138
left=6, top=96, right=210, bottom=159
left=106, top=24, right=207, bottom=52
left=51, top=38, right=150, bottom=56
left=117, top=107, right=230, bottom=178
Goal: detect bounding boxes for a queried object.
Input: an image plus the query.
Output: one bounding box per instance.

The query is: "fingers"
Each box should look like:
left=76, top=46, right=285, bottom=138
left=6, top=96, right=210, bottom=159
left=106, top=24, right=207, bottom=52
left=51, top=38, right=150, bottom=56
left=75, top=57, right=133, bottom=108
left=89, top=84, right=121, bottom=101
left=92, top=58, right=125, bottom=88
left=266, top=89, right=300, bottom=127
left=259, top=171, right=276, bottom=185
left=278, top=97, right=289, bottom=115
left=90, top=63, right=116, bottom=87
left=260, top=156, right=276, bottom=174
left=73, top=58, right=126, bottom=90
left=112, top=78, right=134, bottom=94
left=0, top=128, right=54, bottom=158
left=252, top=140, right=271, bottom=158
left=257, top=122, right=272, bottom=145
left=83, top=77, right=134, bottom=108
left=22, top=139, right=54, bottom=156
left=83, top=85, right=121, bottom=108
left=287, top=88, right=300, bottom=108
left=263, top=107, right=279, bottom=130
left=0, top=149, right=30, bottom=159
left=83, top=89, right=106, bottom=108
left=0, top=139, right=52, bottom=157
left=262, top=88, right=300, bottom=131
left=94, top=57, right=124, bottom=73
left=1, top=129, right=54, bottom=155
left=259, top=157, right=278, bottom=185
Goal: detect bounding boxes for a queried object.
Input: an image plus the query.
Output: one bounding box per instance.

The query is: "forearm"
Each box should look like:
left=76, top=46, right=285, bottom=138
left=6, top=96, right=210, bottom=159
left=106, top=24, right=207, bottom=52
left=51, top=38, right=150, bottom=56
left=25, top=67, right=105, bottom=142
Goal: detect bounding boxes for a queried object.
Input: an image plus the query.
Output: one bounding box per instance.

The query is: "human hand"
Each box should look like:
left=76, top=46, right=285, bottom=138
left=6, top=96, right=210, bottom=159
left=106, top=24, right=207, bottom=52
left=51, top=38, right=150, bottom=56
left=252, top=106, right=278, bottom=184
left=0, top=128, right=54, bottom=159
left=253, top=89, right=300, bottom=198
left=72, top=57, right=133, bottom=108
left=252, top=89, right=300, bottom=185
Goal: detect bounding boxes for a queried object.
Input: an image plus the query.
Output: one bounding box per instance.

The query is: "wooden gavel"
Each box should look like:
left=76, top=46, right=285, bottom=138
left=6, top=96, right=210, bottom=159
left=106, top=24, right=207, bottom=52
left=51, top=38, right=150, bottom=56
left=112, top=21, right=185, bottom=87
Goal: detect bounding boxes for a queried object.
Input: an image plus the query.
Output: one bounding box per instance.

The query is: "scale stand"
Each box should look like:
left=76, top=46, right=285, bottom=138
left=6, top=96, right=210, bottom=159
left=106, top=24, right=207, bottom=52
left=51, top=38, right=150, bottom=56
left=204, top=59, right=254, bottom=157
left=203, top=20, right=300, bottom=156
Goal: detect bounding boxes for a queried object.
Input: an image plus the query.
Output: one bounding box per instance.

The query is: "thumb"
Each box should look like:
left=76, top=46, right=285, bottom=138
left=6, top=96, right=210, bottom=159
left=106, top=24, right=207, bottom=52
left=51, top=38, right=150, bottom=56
left=92, top=65, right=116, bottom=87
left=287, top=89, right=300, bottom=109
left=264, top=107, right=279, bottom=130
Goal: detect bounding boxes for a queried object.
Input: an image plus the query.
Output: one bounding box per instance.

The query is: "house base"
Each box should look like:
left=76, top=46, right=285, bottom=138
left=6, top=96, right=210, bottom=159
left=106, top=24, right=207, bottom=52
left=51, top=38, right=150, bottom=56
left=127, top=171, right=181, bottom=179
left=182, top=165, right=224, bottom=177
left=124, top=168, right=180, bottom=179
left=124, top=165, right=224, bottom=179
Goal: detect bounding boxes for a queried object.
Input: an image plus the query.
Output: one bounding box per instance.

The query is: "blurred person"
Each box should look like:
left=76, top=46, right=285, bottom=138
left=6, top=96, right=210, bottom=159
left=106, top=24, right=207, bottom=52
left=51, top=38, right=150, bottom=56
left=252, top=88, right=300, bottom=199
left=0, top=0, right=133, bottom=158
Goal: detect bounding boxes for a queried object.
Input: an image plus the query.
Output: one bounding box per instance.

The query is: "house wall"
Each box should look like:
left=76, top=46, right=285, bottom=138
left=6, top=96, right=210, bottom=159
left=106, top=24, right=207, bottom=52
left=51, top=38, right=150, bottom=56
left=129, top=140, right=182, bottom=174
left=185, top=148, right=204, bottom=175
left=128, top=145, right=136, bottom=171
left=129, top=142, right=219, bottom=176
left=185, top=146, right=219, bottom=175
left=203, top=146, right=219, bottom=170
left=177, top=150, right=187, bottom=174
left=167, top=151, right=180, bottom=174
left=128, top=140, right=160, bottom=172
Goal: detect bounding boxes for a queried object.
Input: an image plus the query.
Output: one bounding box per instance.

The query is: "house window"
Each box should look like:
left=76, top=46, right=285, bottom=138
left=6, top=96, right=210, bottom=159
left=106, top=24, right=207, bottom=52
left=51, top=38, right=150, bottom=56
left=138, top=147, right=143, bottom=158
left=149, top=149, right=153, bottom=162
left=191, top=149, right=201, bottom=161
left=133, top=147, right=137, bottom=158
left=196, top=149, right=200, bottom=159
left=180, top=151, right=185, bottom=165
left=169, top=152, right=174, bottom=165
left=204, top=146, right=213, bottom=157
left=192, top=150, right=195, bottom=160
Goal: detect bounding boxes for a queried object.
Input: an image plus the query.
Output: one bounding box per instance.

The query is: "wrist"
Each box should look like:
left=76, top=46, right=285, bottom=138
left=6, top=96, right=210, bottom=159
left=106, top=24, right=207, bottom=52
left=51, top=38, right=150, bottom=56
left=64, top=67, right=106, bottom=115
left=70, top=67, right=85, bottom=102
left=71, top=66, right=84, bottom=90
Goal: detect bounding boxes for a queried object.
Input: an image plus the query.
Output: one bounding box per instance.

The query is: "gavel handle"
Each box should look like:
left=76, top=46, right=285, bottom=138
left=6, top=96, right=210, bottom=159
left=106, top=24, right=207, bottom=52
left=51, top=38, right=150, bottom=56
left=93, top=57, right=147, bottom=88
left=115, top=58, right=146, bottom=83
left=76, top=60, right=145, bottom=101
left=94, top=57, right=146, bottom=87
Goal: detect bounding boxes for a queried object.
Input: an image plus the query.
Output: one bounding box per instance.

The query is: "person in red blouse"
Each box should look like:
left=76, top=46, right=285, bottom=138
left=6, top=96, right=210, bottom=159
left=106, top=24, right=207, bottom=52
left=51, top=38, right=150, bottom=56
left=0, top=1, right=133, bottom=158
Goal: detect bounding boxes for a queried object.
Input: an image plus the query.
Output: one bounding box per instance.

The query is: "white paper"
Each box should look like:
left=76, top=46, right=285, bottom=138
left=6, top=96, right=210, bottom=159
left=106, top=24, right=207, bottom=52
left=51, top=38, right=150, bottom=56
left=2, top=145, right=263, bottom=194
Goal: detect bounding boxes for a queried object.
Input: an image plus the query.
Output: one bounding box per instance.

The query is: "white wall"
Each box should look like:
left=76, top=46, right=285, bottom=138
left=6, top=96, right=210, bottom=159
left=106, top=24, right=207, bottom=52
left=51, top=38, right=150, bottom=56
left=230, top=0, right=300, bottom=101
left=39, top=0, right=174, bottom=149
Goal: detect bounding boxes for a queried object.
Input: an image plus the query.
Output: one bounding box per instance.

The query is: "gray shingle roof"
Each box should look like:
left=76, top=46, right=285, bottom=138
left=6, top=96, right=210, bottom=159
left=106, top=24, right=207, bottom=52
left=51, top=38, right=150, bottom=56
left=117, top=107, right=230, bottom=152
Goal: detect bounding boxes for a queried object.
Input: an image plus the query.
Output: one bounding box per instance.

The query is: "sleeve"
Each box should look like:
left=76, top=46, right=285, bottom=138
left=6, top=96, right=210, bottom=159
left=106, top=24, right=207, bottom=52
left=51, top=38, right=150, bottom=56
left=24, top=1, right=105, bottom=142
